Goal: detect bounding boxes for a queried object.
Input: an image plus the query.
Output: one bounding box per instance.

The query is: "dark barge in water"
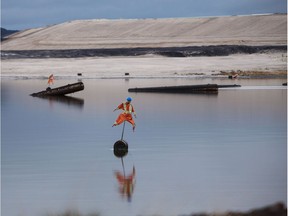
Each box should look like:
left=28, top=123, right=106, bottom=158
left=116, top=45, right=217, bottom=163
left=30, top=82, right=84, bottom=97
left=128, top=84, right=240, bottom=93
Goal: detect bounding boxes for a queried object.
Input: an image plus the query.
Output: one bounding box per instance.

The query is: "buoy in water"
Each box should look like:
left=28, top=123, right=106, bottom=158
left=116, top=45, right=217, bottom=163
left=113, top=140, right=128, bottom=158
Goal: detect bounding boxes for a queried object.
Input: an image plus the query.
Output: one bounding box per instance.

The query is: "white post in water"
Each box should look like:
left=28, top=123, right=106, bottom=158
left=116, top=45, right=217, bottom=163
left=121, top=121, right=126, bottom=141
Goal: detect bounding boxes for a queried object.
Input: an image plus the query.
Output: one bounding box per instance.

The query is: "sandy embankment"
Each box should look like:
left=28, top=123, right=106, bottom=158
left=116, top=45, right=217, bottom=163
left=1, top=14, right=287, bottom=78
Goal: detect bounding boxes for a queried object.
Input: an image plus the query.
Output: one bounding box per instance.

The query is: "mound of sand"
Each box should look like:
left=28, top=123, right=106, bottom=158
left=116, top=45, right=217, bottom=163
left=1, top=14, right=287, bottom=50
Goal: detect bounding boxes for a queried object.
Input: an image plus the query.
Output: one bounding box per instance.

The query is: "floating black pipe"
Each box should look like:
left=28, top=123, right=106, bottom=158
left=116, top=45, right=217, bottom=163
left=31, top=82, right=84, bottom=97
left=128, top=84, right=241, bottom=94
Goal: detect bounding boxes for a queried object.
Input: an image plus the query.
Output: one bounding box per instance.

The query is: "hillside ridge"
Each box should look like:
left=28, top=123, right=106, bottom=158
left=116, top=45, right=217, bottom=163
left=1, top=14, right=287, bottom=50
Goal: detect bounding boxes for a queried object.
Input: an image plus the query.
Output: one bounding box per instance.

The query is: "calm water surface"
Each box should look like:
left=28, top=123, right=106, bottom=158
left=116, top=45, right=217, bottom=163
left=1, top=78, right=287, bottom=216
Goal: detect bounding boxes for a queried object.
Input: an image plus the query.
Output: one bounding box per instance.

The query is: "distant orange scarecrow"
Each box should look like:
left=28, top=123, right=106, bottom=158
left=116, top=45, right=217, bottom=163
left=47, top=74, right=54, bottom=85
left=113, top=97, right=136, bottom=131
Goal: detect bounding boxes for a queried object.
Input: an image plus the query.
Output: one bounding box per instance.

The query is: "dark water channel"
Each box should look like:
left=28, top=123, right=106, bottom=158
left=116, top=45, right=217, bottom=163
left=1, top=78, right=287, bottom=216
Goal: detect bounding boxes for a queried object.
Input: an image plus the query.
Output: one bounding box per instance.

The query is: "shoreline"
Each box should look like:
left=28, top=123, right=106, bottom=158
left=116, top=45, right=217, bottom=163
left=1, top=52, right=286, bottom=80
left=42, top=202, right=288, bottom=216
left=1, top=73, right=286, bottom=80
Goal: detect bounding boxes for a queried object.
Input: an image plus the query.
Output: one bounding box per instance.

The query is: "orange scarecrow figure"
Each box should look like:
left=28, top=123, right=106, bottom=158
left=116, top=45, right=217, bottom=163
left=113, top=97, right=136, bottom=131
left=114, top=166, right=136, bottom=202
left=47, top=74, right=54, bottom=85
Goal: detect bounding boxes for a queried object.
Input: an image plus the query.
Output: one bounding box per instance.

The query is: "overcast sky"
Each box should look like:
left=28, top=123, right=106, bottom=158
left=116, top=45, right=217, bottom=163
left=1, top=0, right=287, bottom=30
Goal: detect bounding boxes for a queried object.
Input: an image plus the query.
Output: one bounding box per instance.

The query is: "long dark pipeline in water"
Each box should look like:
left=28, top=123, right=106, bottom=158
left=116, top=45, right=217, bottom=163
left=128, top=84, right=241, bottom=94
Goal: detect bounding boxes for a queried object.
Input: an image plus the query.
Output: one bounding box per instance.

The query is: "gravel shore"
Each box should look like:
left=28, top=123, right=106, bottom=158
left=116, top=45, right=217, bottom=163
left=1, top=50, right=286, bottom=79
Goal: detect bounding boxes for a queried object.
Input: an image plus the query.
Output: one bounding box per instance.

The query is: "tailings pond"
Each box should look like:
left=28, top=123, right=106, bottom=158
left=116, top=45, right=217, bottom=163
left=1, top=78, right=287, bottom=216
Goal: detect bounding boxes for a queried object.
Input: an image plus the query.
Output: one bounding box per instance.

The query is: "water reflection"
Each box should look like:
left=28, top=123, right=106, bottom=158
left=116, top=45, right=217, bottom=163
left=114, top=162, right=136, bottom=202
left=113, top=140, right=136, bottom=202
left=35, top=95, right=84, bottom=110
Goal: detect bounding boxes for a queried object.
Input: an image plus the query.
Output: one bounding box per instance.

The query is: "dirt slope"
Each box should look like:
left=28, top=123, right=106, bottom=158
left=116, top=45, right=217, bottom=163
left=1, top=14, right=287, bottom=50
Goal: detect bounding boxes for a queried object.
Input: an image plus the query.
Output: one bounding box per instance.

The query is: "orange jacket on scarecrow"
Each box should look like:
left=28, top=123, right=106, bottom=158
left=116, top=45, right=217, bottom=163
left=113, top=97, right=136, bottom=131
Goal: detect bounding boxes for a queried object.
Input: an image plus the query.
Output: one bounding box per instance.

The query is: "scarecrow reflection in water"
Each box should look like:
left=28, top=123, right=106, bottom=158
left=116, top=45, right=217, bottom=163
left=114, top=165, right=136, bottom=202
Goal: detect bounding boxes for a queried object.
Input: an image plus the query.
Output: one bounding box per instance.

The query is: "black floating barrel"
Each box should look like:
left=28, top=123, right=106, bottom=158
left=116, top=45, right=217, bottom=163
left=113, top=140, right=128, bottom=158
